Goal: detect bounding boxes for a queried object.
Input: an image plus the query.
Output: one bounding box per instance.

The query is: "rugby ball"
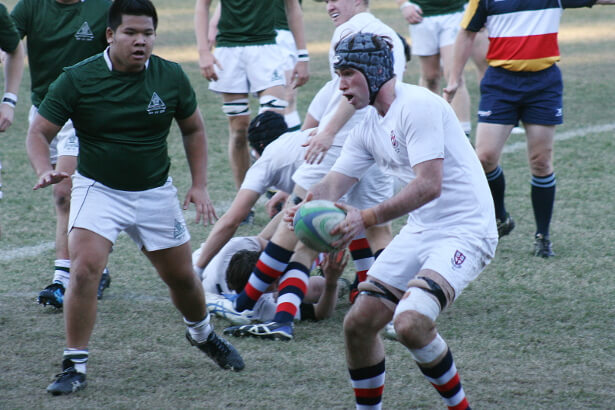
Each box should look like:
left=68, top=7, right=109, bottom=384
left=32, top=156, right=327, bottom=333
left=293, top=200, right=346, bottom=252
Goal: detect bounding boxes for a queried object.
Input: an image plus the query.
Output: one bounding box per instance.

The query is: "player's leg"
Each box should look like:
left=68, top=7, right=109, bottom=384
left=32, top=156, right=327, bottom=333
left=344, top=277, right=400, bottom=409
left=46, top=228, right=112, bottom=395
left=525, top=123, right=556, bottom=257
left=221, top=92, right=251, bottom=189
left=418, top=54, right=442, bottom=93
left=470, top=28, right=489, bottom=84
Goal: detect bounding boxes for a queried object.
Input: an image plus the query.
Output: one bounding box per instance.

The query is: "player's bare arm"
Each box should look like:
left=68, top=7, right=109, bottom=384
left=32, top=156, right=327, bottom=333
left=303, top=98, right=355, bottom=164
left=396, top=0, right=423, bottom=24
left=26, top=114, right=67, bottom=190
left=313, top=249, right=349, bottom=320
left=0, top=41, right=24, bottom=132
left=194, top=0, right=221, bottom=81
left=284, top=0, right=309, bottom=88
left=443, top=29, right=476, bottom=103
left=332, top=158, right=443, bottom=248
left=177, top=108, right=217, bottom=225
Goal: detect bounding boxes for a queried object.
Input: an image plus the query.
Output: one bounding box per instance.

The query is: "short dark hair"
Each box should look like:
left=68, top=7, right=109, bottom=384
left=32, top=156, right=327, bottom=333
left=226, top=250, right=260, bottom=292
left=108, top=0, right=158, bottom=31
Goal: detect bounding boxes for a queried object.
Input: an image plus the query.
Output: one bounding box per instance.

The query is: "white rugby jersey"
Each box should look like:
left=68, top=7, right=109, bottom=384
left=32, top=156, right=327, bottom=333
left=332, top=83, right=498, bottom=238
left=240, top=129, right=309, bottom=195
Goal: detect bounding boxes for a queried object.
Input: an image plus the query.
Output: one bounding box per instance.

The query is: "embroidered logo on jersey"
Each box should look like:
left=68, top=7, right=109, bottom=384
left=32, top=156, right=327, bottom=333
left=147, top=92, right=166, bottom=115
left=478, top=110, right=492, bottom=117
left=451, top=250, right=466, bottom=269
left=390, top=130, right=400, bottom=153
left=75, top=22, right=94, bottom=41
left=271, top=69, right=283, bottom=82
left=173, top=219, right=187, bottom=239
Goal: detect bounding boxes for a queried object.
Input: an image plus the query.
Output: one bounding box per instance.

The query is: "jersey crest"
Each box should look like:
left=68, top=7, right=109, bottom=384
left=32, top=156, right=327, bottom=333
left=451, top=250, right=466, bottom=269
left=147, top=92, right=167, bottom=115
left=74, top=22, right=94, bottom=41
left=390, top=130, right=400, bottom=153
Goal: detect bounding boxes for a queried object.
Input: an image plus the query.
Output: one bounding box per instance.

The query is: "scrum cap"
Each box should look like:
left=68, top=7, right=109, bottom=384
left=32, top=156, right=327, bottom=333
left=247, top=111, right=288, bottom=155
left=333, top=32, right=395, bottom=103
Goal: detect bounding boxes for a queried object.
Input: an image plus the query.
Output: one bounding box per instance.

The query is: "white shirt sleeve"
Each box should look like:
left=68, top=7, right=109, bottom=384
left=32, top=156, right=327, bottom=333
left=202, top=236, right=262, bottom=294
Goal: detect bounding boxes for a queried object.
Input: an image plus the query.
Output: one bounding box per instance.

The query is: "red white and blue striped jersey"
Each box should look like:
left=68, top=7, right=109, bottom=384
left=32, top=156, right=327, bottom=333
left=461, top=0, right=596, bottom=71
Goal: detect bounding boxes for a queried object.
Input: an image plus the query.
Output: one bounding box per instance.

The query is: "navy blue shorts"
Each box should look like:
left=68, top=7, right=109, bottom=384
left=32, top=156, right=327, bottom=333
left=478, top=64, right=563, bottom=126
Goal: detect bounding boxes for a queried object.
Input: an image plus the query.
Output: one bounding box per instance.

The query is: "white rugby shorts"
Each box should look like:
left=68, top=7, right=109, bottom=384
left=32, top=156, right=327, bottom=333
left=29, top=105, right=78, bottom=164
left=208, top=44, right=287, bottom=94
left=292, top=145, right=394, bottom=210
left=275, top=29, right=298, bottom=72
left=409, top=10, right=464, bottom=56
left=69, top=172, right=190, bottom=251
left=368, top=226, right=497, bottom=300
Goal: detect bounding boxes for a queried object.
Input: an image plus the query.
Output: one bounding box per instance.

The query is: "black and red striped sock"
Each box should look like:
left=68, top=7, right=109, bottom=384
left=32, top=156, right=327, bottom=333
left=417, top=349, right=470, bottom=410
left=349, top=359, right=385, bottom=409
left=348, top=236, right=374, bottom=304
left=272, top=262, right=310, bottom=323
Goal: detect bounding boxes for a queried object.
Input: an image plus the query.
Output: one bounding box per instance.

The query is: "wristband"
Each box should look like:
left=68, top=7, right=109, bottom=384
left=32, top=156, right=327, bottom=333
left=297, top=49, right=309, bottom=62
left=2, top=92, right=17, bottom=108
left=400, top=1, right=413, bottom=10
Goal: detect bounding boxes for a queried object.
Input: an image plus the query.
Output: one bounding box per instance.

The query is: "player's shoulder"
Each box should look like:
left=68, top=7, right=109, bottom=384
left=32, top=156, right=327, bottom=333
left=148, top=54, right=186, bottom=75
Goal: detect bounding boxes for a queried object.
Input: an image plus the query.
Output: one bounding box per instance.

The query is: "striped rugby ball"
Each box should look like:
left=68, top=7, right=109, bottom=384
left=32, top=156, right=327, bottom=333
left=293, top=200, right=346, bottom=252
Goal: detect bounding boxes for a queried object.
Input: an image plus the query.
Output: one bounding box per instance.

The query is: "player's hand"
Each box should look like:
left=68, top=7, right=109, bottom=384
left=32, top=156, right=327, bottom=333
left=33, top=170, right=70, bottom=190
left=291, top=60, right=309, bottom=89
left=321, top=249, right=349, bottom=282
left=266, top=190, right=289, bottom=218
left=302, top=128, right=333, bottom=164
left=284, top=192, right=312, bottom=229
left=184, top=186, right=217, bottom=226
left=198, top=50, right=222, bottom=82
left=442, top=80, right=459, bottom=103
left=0, top=104, right=14, bottom=132
left=330, top=202, right=365, bottom=249
left=401, top=3, right=423, bottom=24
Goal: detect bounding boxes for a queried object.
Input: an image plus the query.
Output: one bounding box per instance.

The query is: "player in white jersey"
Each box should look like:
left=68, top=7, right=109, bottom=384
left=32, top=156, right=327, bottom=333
left=197, top=235, right=348, bottom=325
left=288, top=32, right=497, bottom=409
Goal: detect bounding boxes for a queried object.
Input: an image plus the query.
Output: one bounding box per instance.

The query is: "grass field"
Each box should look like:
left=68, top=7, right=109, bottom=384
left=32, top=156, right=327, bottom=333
left=1, top=1, right=615, bottom=408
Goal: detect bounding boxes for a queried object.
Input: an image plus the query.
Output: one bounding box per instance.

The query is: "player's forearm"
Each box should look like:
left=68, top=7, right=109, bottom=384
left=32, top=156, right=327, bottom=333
left=196, top=216, right=237, bottom=268
left=313, top=282, right=338, bottom=320
left=449, top=29, right=476, bottom=86
left=309, top=171, right=358, bottom=202
left=182, top=129, right=208, bottom=189
left=26, top=131, right=53, bottom=177
left=284, top=0, right=307, bottom=50
left=319, top=98, right=356, bottom=141
left=194, top=0, right=212, bottom=53
left=3, top=42, right=24, bottom=96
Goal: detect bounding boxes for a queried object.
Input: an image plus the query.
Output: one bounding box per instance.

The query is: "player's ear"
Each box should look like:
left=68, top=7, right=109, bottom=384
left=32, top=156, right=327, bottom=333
left=106, top=27, right=114, bottom=45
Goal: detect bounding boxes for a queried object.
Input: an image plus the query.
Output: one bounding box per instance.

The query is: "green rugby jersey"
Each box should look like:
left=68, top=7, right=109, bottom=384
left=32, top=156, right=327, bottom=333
left=273, top=0, right=301, bottom=31
left=38, top=52, right=198, bottom=191
left=414, top=0, right=465, bottom=17
left=11, top=0, right=110, bottom=107
left=217, top=0, right=276, bottom=47
left=0, top=4, right=20, bottom=53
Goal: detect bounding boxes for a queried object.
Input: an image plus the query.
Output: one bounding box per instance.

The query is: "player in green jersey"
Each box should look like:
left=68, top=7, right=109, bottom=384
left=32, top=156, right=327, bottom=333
left=11, top=0, right=112, bottom=306
left=0, top=2, right=25, bottom=230
left=26, top=0, right=244, bottom=396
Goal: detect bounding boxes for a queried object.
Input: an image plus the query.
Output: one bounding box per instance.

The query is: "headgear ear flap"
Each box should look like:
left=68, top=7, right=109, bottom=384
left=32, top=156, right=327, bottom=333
left=333, top=32, right=395, bottom=104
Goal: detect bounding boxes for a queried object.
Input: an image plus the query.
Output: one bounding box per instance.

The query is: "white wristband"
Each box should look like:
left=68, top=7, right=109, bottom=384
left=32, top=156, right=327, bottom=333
left=297, top=49, right=309, bottom=62
left=400, top=1, right=414, bottom=10
left=1, top=92, right=17, bottom=108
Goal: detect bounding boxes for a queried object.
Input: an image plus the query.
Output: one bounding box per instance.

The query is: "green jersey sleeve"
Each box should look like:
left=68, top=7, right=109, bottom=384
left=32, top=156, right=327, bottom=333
left=0, top=4, right=20, bottom=52
left=38, top=72, right=78, bottom=127
left=175, top=64, right=198, bottom=121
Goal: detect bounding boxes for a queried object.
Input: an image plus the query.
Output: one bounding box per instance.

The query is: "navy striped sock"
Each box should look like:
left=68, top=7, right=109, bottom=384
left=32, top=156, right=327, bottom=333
left=235, top=242, right=293, bottom=311
left=531, top=173, right=556, bottom=236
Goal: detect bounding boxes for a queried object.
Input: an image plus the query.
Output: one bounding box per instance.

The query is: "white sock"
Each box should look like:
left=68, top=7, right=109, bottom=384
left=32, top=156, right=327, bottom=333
left=53, top=259, right=71, bottom=287
left=284, top=111, right=301, bottom=129
left=184, top=315, right=213, bottom=344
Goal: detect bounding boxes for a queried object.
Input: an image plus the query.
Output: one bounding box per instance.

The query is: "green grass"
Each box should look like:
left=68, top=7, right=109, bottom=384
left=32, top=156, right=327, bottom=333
left=1, top=1, right=615, bottom=408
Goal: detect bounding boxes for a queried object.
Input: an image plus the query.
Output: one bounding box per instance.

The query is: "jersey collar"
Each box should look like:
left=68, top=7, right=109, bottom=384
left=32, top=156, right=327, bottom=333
left=103, top=47, right=150, bottom=72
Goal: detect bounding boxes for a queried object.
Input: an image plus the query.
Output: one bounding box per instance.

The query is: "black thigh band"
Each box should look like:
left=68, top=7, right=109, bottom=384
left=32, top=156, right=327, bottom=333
left=416, top=276, right=447, bottom=310
left=359, top=280, right=400, bottom=305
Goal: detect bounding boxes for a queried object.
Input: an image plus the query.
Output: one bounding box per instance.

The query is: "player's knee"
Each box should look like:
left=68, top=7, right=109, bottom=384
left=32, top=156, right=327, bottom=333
left=258, top=95, right=288, bottom=113
left=222, top=98, right=250, bottom=117
left=476, top=149, right=499, bottom=171
left=393, top=287, right=441, bottom=349
left=528, top=152, right=552, bottom=175
left=52, top=182, right=72, bottom=211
